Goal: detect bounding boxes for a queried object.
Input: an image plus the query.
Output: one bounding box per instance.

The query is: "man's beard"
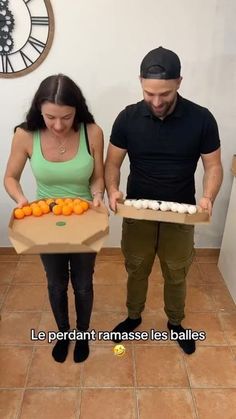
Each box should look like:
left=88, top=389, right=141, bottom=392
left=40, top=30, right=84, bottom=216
left=146, top=98, right=176, bottom=118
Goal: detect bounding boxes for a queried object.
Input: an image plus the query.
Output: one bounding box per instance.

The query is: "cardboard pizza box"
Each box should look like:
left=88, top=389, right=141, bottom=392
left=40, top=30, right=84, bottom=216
left=8, top=201, right=109, bottom=254
left=116, top=201, right=210, bottom=224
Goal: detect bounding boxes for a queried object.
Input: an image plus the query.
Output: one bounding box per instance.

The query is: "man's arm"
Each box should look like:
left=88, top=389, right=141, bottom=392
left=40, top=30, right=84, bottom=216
left=105, top=143, right=127, bottom=211
left=199, top=147, right=223, bottom=215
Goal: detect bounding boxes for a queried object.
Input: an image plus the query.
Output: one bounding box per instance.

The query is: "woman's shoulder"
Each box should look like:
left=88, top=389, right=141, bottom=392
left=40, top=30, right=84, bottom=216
left=14, top=127, right=34, bottom=141
left=86, top=122, right=103, bottom=137
left=13, top=127, right=34, bottom=152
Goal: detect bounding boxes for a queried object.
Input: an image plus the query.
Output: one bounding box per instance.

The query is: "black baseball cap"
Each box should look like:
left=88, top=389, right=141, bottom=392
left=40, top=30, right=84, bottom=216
left=140, top=46, right=181, bottom=79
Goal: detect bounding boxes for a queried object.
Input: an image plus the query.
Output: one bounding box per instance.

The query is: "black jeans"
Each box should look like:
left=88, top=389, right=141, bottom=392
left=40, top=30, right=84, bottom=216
left=40, top=253, right=96, bottom=332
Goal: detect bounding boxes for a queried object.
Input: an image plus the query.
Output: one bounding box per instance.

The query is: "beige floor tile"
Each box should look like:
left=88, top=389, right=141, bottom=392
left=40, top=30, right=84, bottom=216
left=186, top=283, right=215, bottom=312
left=0, top=346, right=33, bottom=387
left=20, top=389, right=80, bottom=419
left=43, top=285, right=77, bottom=313
left=19, top=255, right=41, bottom=263
left=0, top=312, right=41, bottom=344
left=231, top=346, right=236, bottom=358
left=43, top=292, right=52, bottom=311
left=145, top=283, right=164, bottom=312
left=208, top=284, right=236, bottom=312
left=0, top=389, right=23, bottom=419
left=0, top=254, right=19, bottom=262
left=135, top=346, right=189, bottom=387
left=36, top=311, right=76, bottom=345
left=148, top=261, right=163, bottom=283
left=182, top=312, right=227, bottom=345
left=26, top=346, right=82, bottom=387
left=198, top=263, right=224, bottom=283
left=12, top=261, right=46, bottom=284
left=80, top=389, right=136, bottom=419
left=0, top=262, right=18, bottom=285
left=90, top=311, right=128, bottom=344
left=93, top=284, right=127, bottom=312
left=218, top=312, right=236, bottom=344
left=1, top=253, right=236, bottom=417
left=43, top=284, right=89, bottom=317
left=195, top=254, right=219, bottom=264
left=94, top=260, right=127, bottom=284
left=135, top=311, right=174, bottom=346
left=193, top=389, right=236, bottom=419
left=97, top=250, right=123, bottom=262
left=138, top=389, right=196, bottom=419
left=35, top=311, right=57, bottom=345
left=2, top=285, right=46, bottom=312
left=82, top=346, right=134, bottom=387
left=185, top=347, right=236, bottom=387
left=68, top=286, right=80, bottom=314
left=186, top=262, right=203, bottom=284
left=0, top=285, right=9, bottom=306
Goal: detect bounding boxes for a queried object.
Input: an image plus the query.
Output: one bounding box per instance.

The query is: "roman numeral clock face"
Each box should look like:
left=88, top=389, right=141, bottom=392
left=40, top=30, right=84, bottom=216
left=0, top=0, right=54, bottom=77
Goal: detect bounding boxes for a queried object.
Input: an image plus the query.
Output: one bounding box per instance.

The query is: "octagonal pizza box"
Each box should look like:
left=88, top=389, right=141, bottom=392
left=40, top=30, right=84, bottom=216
left=116, top=201, right=210, bottom=224
left=9, top=201, right=109, bottom=254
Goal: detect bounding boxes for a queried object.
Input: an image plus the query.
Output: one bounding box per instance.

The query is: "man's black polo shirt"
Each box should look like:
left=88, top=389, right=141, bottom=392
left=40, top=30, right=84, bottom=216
left=110, top=95, right=220, bottom=204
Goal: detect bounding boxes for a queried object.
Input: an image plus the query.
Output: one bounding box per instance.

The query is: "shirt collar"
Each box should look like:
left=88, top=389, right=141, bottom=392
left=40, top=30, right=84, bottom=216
left=140, top=93, right=184, bottom=119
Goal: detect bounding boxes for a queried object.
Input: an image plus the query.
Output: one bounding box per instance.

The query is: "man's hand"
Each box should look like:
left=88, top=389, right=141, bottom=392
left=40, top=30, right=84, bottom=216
left=198, top=196, right=213, bottom=216
left=108, top=190, right=123, bottom=212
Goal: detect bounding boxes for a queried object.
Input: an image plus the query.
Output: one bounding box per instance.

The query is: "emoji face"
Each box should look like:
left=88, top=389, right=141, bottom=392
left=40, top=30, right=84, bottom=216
left=113, top=344, right=126, bottom=357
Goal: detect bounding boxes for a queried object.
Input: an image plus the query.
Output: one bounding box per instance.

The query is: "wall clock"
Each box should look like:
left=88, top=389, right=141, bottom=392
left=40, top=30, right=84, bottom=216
left=0, top=0, right=54, bottom=78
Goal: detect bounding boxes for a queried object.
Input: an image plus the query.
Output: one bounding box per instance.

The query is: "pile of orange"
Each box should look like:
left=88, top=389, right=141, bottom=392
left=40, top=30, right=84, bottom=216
left=14, top=198, right=89, bottom=219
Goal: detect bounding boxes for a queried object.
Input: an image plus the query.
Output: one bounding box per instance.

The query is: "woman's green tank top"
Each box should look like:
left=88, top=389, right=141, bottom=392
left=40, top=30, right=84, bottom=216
left=30, top=124, right=94, bottom=200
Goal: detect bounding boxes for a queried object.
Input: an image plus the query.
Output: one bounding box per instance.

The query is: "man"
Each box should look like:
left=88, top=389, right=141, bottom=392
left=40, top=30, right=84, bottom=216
left=105, top=46, right=223, bottom=354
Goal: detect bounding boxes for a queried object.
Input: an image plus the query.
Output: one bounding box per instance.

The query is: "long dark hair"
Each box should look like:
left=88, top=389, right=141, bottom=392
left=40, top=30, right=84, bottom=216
left=16, top=74, right=95, bottom=132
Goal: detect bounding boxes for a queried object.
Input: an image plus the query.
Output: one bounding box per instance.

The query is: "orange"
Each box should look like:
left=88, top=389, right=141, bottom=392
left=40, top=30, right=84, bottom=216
left=52, top=205, right=62, bottom=215
left=64, top=198, right=73, bottom=204
left=37, top=200, right=46, bottom=207
left=73, top=204, right=84, bottom=215
left=22, top=205, right=32, bottom=216
left=55, top=198, right=64, bottom=205
left=46, top=198, right=55, bottom=205
left=32, top=206, right=43, bottom=217
left=14, top=208, right=25, bottom=219
left=62, top=205, right=73, bottom=216
left=30, top=202, right=38, bottom=209
left=40, top=204, right=50, bottom=214
left=80, top=201, right=89, bottom=211
left=73, top=198, right=81, bottom=205
left=67, top=202, right=74, bottom=210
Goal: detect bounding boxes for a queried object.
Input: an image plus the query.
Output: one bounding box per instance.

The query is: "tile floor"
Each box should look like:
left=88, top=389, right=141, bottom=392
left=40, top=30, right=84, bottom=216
left=0, top=251, right=236, bottom=419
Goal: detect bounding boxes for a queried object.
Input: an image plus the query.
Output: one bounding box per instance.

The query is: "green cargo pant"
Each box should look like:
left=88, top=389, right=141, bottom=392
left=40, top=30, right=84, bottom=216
left=121, top=218, right=194, bottom=325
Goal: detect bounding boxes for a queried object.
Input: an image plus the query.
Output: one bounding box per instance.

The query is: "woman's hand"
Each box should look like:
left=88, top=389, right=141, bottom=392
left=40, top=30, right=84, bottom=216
left=16, top=196, right=29, bottom=208
left=92, top=192, right=104, bottom=207
left=92, top=192, right=109, bottom=215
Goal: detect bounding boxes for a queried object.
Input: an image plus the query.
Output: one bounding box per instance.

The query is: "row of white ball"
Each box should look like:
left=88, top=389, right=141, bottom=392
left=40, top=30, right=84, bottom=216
left=124, top=199, right=197, bottom=214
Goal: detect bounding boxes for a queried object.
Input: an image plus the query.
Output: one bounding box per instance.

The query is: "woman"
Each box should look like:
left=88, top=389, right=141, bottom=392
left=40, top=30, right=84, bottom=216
left=4, top=74, right=105, bottom=363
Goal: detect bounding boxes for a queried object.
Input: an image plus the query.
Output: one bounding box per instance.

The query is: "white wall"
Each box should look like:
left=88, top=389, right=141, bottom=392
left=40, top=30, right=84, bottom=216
left=0, top=0, right=235, bottom=248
